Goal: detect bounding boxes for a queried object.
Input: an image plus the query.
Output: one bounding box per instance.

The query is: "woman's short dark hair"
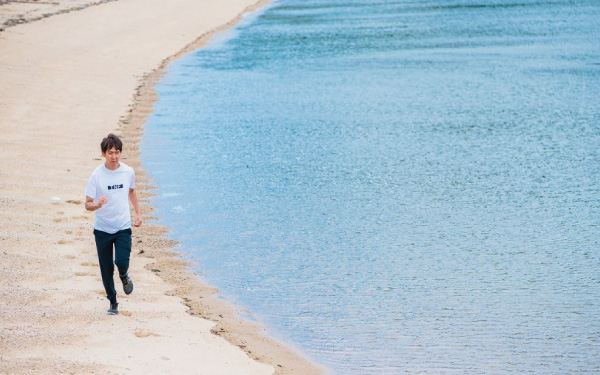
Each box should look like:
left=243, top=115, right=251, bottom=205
left=101, top=133, right=123, bottom=153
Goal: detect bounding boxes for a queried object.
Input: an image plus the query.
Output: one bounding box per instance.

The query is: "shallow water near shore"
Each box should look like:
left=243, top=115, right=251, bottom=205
left=142, top=0, right=600, bottom=373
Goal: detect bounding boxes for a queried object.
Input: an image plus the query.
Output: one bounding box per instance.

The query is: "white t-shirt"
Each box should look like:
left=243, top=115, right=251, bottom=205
left=85, top=162, right=135, bottom=234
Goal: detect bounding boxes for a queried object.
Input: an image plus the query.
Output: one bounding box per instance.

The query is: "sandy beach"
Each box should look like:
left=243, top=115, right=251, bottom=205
left=0, top=1, right=323, bottom=374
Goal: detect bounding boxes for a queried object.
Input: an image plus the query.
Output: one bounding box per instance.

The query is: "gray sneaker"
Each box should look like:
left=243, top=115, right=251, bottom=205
left=107, top=302, right=118, bottom=315
left=120, top=273, right=134, bottom=295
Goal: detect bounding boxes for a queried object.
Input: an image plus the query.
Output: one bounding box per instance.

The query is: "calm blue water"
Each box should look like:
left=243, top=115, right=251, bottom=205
left=141, top=0, right=600, bottom=373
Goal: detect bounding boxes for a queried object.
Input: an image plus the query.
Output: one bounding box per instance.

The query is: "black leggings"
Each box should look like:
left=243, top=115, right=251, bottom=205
left=94, top=228, right=132, bottom=304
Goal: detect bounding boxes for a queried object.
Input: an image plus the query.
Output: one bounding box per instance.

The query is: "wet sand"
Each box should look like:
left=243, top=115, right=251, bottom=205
left=0, top=1, right=324, bottom=374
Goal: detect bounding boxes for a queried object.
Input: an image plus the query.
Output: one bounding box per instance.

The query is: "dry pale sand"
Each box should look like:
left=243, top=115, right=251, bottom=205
left=0, top=1, right=324, bottom=374
left=0, top=0, right=120, bottom=30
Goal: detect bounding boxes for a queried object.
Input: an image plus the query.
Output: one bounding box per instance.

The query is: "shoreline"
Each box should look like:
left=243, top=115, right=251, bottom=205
left=0, top=0, right=324, bottom=374
left=119, top=2, right=326, bottom=374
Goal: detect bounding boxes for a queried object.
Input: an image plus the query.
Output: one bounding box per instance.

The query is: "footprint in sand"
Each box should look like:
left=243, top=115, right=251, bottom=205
left=57, top=240, right=73, bottom=245
left=134, top=330, right=160, bottom=338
